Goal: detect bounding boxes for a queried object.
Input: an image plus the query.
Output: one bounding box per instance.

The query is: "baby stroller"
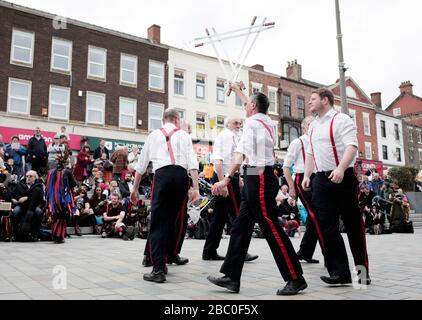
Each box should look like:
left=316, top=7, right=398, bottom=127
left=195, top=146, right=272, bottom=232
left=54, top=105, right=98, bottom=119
left=186, top=178, right=214, bottom=239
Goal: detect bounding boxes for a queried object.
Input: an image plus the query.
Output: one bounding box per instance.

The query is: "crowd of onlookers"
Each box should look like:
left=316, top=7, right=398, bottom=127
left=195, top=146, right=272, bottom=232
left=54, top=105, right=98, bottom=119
left=0, top=127, right=153, bottom=242
left=0, top=126, right=416, bottom=242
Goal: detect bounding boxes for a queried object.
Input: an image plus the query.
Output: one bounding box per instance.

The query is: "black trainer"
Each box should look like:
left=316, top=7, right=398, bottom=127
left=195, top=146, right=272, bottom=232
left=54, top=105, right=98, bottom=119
left=244, top=253, right=259, bottom=262
left=168, top=255, right=189, bottom=265
left=142, top=255, right=153, bottom=267
left=277, top=276, right=308, bottom=296
left=207, top=275, right=240, bottom=293
left=297, top=252, right=319, bottom=264
left=320, top=275, right=352, bottom=285
left=143, top=270, right=166, bottom=283
left=202, top=253, right=225, bottom=261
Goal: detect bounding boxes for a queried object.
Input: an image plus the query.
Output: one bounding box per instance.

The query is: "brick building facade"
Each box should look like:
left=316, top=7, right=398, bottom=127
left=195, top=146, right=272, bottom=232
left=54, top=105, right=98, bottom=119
left=0, top=0, right=168, bottom=150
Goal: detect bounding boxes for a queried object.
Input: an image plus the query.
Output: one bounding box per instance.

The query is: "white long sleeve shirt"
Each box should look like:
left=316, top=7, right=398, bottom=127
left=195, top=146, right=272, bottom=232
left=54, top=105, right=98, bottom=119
left=135, top=123, right=199, bottom=175
left=283, top=135, right=310, bottom=174
left=306, top=108, right=358, bottom=172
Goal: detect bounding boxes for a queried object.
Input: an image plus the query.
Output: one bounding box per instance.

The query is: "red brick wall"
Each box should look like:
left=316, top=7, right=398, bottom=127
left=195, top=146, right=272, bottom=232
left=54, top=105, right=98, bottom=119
left=0, top=6, right=168, bottom=131
left=387, top=94, right=422, bottom=118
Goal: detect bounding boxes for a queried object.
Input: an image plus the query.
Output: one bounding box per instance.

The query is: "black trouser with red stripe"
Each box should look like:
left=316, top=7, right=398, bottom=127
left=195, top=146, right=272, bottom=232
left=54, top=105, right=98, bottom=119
left=203, top=173, right=240, bottom=257
left=220, top=166, right=303, bottom=282
left=311, top=168, right=369, bottom=278
left=144, top=165, right=189, bottom=271
left=295, top=173, right=325, bottom=259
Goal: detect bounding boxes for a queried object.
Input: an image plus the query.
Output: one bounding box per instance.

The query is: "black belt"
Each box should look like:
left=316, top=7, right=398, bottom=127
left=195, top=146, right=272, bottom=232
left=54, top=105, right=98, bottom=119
left=316, top=167, right=354, bottom=177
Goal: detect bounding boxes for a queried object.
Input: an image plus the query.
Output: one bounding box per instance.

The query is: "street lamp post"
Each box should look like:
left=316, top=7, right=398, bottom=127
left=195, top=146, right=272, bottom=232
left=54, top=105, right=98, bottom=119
left=335, top=0, right=348, bottom=114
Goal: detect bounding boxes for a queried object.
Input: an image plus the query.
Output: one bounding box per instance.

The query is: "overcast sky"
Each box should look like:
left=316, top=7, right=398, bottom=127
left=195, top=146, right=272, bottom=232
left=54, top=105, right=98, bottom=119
left=8, top=0, right=422, bottom=108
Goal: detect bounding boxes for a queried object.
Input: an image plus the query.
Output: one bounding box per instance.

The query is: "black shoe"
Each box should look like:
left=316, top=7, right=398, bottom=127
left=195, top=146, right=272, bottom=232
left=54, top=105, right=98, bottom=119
left=122, top=226, right=134, bottom=241
left=75, top=226, right=82, bottom=237
left=297, top=252, right=319, bottom=264
left=207, top=275, right=240, bottom=293
left=143, top=270, right=166, bottom=283
left=277, top=276, right=308, bottom=296
left=142, top=255, right=153, bottom=267
left=244, top=253, right=259, bottom=262
left=168, top=255, right=189, bottom=265
left=320, top=275, right=352, bottom=285
left=203, top=253, right=225, bottom=261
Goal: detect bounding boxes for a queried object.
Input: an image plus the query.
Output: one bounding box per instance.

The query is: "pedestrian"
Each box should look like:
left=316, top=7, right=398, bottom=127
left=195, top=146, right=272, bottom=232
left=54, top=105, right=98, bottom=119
left=208, top=83, right=307, bottom=296
left=302, top=88, right=370, bottom=286
left=202, top=118, right=258, bottom=262
left=283, top=116, right=324, bottom=264
left=27, top=127, right=47, bottom=174
left=131, top=109, right=200, bottom=283
left=94, top=139, right=110, bottom=160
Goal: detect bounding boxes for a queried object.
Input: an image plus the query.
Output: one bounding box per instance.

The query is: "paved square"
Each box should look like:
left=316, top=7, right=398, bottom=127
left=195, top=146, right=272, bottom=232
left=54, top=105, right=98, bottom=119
left=1, top=231, right=421, bottom=300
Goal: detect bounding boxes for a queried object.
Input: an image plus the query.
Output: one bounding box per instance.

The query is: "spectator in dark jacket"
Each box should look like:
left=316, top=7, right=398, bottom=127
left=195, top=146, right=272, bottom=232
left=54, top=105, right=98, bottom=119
left=368, top=173, right=384, bottom=197
left=4, top=136, right=26, bottom=179
left=10, top=170, right=44, bottom=241
left=27, top=127, right=47, bottom=174
left=94, top=139, right=110, bottom=160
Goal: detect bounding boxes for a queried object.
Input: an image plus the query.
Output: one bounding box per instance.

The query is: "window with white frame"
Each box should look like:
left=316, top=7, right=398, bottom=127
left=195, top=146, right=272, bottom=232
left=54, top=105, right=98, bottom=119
left=196, top=74, right=206, bottom=99
left=149, top=60, right=165, bottom=90
left=409, top=147, right=414, bottom=162
left=283, top=94, right=291, bottom=117
left=120, top=54, right=137, bottom=86
left=7, top=78, right=31, bottom=115
left=393, top=108, right=401, bottom=116
left=381, top=120, right=386, bottom=138
left=268, top=88, right=277, bottom=114
left=273, top=122, right=279, bottom=148
left=119, top=97, right=137, bottom=129
left=216, top=79, right=225, bottom=103
left=418, top=130, right=422, bottom=144
left=88, top=46, right=107, bottom=80
left=252, top=83, right=262, bottom=93
left=298, top=96, right=305, bottom=119
left=382, top=145, right=388, bottom=160
left=175, top=109, right=185, bottom=119
left=408, top=127, right=414, bottom=142
left=196, top=113, right=206, bottom=138
left=49, top=85, right=70, bottom=120
left=11, top=29, right=34, bottom=66
left=394, top=123, right=400, bottom=141
left=174, top=70, right=185, bottom=96
left=217, top=116, right=225, bottom=134
left=396, top=148, right=402, bottom=162
left=86, top=92, right=105, bottom=125
left=363, top=112, right=370, bottom=135
left=148, top=103, right=164, bottom=131
left=349, top=109, right=357, bottom=126
left=51, top=38, right=72, bottom=73
left=419, top=149, right=422, bottom=165
left=365, top=142, right=372, bottom=160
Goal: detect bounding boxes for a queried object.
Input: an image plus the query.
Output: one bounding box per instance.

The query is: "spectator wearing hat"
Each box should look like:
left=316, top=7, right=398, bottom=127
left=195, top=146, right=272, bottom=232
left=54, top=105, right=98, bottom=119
left=4, top=136, right=26, bottom=179
left=74, top=145, right=93, bottom=182
left=47, top=134, right=65, bottom=170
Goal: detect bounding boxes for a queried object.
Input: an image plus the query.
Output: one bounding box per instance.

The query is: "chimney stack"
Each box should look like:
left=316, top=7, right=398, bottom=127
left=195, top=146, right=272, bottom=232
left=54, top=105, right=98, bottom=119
left=286, top=60, right=302, bottom=81
left=399, top=81, right=413, bottom=95
left=251, top=64, right=264, bottom=72
left=148, top=24, right=161, bottom=44
left=370, top=92, right=382, bottom=109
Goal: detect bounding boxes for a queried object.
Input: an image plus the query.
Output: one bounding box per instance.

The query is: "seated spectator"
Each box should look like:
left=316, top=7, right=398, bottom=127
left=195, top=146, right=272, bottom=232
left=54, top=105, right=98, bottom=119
left=284, top=212, right=301, bottom=238
left=368, top=173, right=384, bottom=197
left=359, top=186, right=375, bottom=217
left=101, top=193, right=135, bottom=240
left=4, top=136, right=27, bottom=179
left=368, top=204, right=385, bottom=235
left=276, top=185, right=290, bottom=207
left=10, top=170, right=44, bottom=241
left=105, top=180, right=121, bottom=200
left=359, top=174, right=369, bottom=190
left=0, top=169, right=13, bottom=241
left=119, top=172, right=134, bottom=200
left=5, top=158, right=18, bottom=183
left=73, top=183, right=97, bottom=236
left=89, top=185, right=108, bottom=234
left=395, top=189, right=410, bottom=221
